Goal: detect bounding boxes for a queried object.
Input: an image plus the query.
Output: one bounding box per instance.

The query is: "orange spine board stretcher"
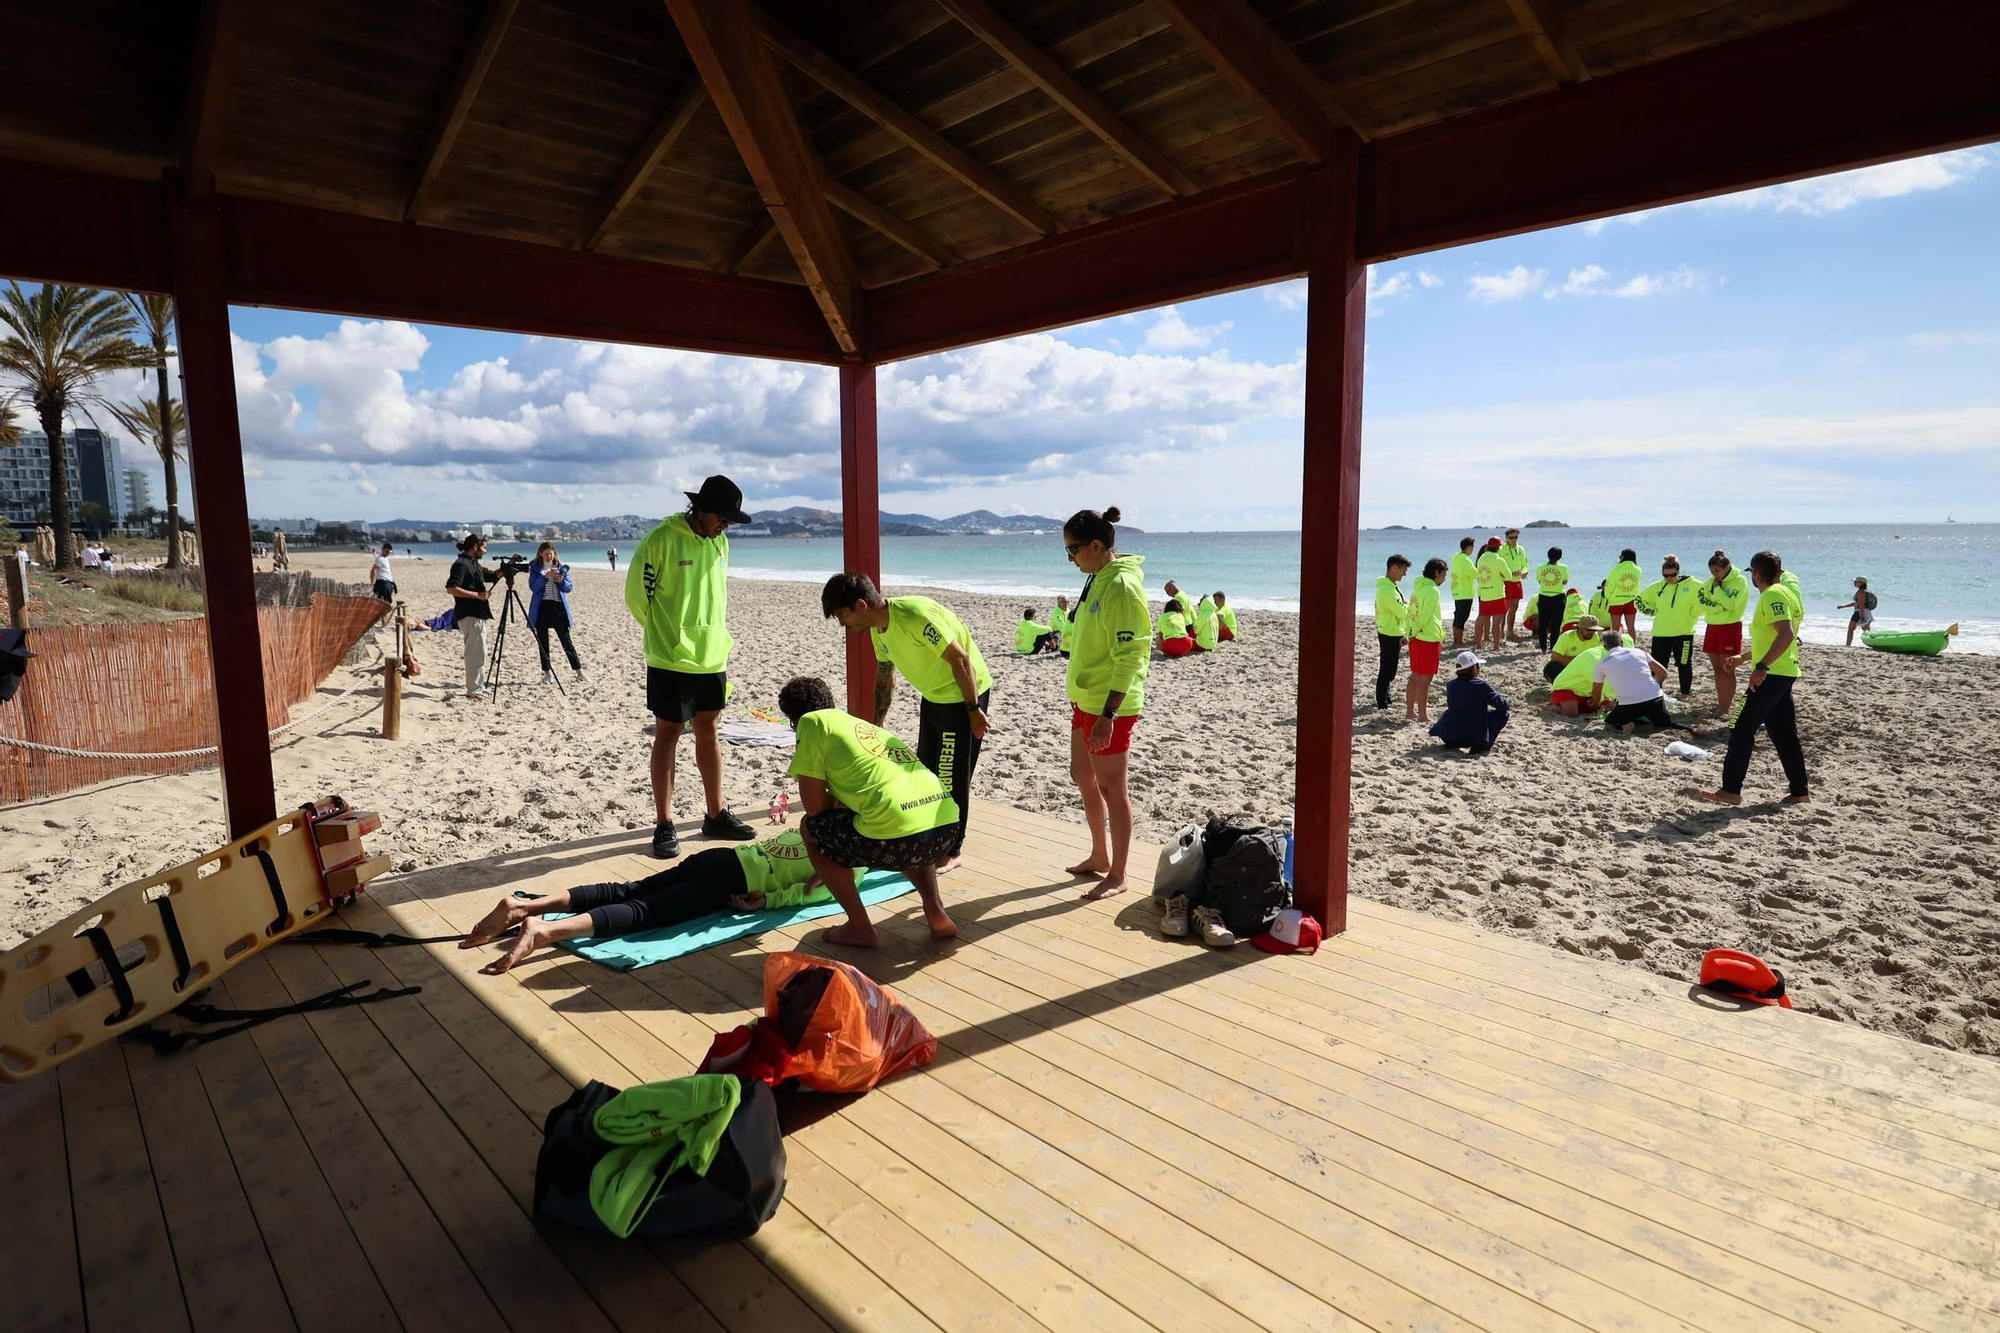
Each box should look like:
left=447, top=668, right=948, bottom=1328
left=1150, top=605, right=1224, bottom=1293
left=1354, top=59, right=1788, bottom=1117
left=0, top=797, right=387, bottom=1081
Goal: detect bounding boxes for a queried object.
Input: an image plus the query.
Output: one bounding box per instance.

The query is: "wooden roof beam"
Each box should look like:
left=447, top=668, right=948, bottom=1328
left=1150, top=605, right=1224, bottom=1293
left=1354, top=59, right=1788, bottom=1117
left=667, top=0, right=862, bottom=356
left=937, top=0, right=1195, bottom=197
left=579, top=80, right=709, bottom=251
left=1501, top=0, right=1589, bottom=86
left=824, top=176, right=956, bottom=269
left=759, top=12, right=1061, bottom=237
left=723, top=220, right=779, bottom=274
left=1148, top=0, right=1367, bottom=161
left=177, top=0, right=237, bottom=202
left=406, top=0, right=519, bottom=222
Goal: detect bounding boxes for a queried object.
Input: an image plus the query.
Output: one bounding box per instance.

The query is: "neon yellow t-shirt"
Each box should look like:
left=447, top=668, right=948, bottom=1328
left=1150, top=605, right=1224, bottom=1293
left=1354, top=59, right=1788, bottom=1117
left=1156, top=609, right=1189, bottom=641
left=1553, top=644, right=1613, bottom=698
left=1450, top=552, right=1477, bottom=599
left=1014, top=617, right=1051, bottom=654
left=1563, top=591, right=1586, bottom=624
left=1552, top=628, right=1599, bottom=659
left=1408, top=579, right=1444, bottom=643
left=1606, top=560, right=1643, bottom=604
left=1475, top=551, right=1508, bottom=600
left=1373, top=576, right=1407, bottom=636
left=1638, top=578, right=1702, bottom=636
left=1501, top=542, right=1530, bottom=580
left=1535, top=562, right=1569, bottom=595
left=1066, top=554, right=1150, bottom=716
left=788, top=711, right=958, bottom=840
left=1588, top=587, right=1611, bottom=622
left=1217, top=605, right=1238, bottom=639
left=1750, top=583, right=1802, bottom=678
left=624, top=513, right=732, bottom=672
left=1697, top=567, right=1749, bottom=626
left=733, top=830, right=829, bottom=905
left=872, top=596, right=991, bottom=704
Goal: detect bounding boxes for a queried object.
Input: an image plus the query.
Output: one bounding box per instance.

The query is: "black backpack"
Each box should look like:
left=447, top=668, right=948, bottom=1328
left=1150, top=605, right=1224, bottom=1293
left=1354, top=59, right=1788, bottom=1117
left=533, top=1077, right=786, bottom=1241
left=1202, top=818, right=1291, bottom=937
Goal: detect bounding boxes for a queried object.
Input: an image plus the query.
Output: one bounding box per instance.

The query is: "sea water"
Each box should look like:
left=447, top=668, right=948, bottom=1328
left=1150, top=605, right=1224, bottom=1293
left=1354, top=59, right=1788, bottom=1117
left=391, top=522, right=2000, bottom=654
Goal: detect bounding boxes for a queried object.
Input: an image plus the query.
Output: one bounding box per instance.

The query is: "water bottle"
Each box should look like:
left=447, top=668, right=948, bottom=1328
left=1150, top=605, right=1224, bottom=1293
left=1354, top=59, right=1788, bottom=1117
left=1281, top=818, right=1295, bottom=886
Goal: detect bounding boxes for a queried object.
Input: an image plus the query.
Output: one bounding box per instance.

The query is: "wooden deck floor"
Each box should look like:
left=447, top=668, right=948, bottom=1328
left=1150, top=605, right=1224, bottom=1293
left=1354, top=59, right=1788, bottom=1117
left=7, top=800, right=2000, bottom=1333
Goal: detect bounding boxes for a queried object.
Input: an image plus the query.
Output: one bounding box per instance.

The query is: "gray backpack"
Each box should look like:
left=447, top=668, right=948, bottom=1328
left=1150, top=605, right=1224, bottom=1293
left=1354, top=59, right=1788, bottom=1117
left=1202, top=819, right=1292, bottom=937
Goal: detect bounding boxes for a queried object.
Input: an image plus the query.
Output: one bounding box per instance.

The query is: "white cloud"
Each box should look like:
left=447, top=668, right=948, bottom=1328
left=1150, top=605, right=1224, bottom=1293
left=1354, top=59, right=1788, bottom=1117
left=1704, top=148, right=1990, bottom=215
left=1260, top=267, right=1439, bottom=314
left=1468, top=266, right=1546, bottom=302
left=1416, top=269, right=1443, bottom=288
left=1612, top=267, right=1708, bottom=298
left=1550, top=265, right=1608, bottom=297
left=1142, top=304, right=1232, bottom=350
left=1262, top=280, right=1306, bottom=310
left=1905, top=331, right=2000, bottom=352
left=1580, top=209, right=1660, bottom=236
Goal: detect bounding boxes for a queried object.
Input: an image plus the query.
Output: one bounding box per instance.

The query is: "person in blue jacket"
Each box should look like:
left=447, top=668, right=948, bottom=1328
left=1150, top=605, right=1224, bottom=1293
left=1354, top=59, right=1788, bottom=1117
left=528, top=542, right=587, bottom=685
left=1429, top=651, right=1510, bottom=754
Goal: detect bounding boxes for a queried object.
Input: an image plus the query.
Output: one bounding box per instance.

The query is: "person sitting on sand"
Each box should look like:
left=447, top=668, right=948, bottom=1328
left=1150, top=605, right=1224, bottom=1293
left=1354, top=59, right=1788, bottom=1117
left=1406, top=558, right=1447, bottom=722
left=1015, top=607, right=1057, bottom=655
left=1548, top=630, right=1613, bottom=717
left=1430, top=651, right=1509, bottom=754
left=1543, top=613, right=1600, bottom=682
left=1155, top=603, right=1195, bottom=658
left=1212, top=591, right=1238, bottom=641
left=1588, top=631, right=1695, bottom=734
left=1193, top=594, right=1221, bottom=652
left=1561, top=587, right=1586, bottom=632
left=1838, top=576, right=1875, bottom=646
left=778, top=675, right=960, bottom=946
left=1162, top=579, right=1196, bottom=625
left=1050, top=595, right=1072, bottom=656
left=1061, top=504, right=1149, bottom=900
left=462, top=828, right=830, bottom=975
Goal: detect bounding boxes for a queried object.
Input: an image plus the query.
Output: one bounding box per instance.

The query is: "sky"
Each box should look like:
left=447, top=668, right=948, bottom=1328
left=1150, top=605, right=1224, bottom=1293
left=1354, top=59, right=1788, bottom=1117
left=28, top=146, right=2000, bottom=532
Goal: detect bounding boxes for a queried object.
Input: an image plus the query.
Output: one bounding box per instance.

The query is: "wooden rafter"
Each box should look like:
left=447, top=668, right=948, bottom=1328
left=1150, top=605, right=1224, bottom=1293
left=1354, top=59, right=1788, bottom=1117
left=722, top=219, right=778, bottom=274
left=824, top=176, right=955, bottom=269
left=667, top=0, right=862, bottom=356
left=406, top=0, right=519, bottom=222
left=578, top=80, right=709, bottom=251
left=937, top=0, right=1195, bottom=197
left=759, top=12, right=1061, bottom=237
left=1148, top=0, right=1366, bottom=161
left=177, top=0, right=236, bottom=201
left=1501, top=0, right=1589, bottom=86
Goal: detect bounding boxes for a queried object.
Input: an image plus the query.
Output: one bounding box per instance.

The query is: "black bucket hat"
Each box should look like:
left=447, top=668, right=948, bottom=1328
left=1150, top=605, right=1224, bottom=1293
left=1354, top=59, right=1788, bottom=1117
left=685, top=474, right=753, bottom=525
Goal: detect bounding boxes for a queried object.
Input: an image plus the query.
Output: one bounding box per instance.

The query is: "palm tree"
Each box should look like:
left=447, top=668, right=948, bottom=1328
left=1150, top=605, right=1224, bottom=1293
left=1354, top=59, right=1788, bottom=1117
left=110, top=395, right=189, bottom=558
left=0, top=284, right=151, bottom=569
left=125, top=294, right=185, bottom=568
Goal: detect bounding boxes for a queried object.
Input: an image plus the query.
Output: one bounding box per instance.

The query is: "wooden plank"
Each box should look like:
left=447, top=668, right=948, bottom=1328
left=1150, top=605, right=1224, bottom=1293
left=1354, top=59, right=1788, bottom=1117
left=1148, top=0, right=1361, bottom=160
left=0, top=1069, right=85, bottom=1332
left=407, top=0, right=522, bottom=221
left=121, top=1038, right=296, bottom=1332
left=56, top=1044, right=192, bottom=1333
left=937, top=0, right=1194, bottom=198
left=840, top=364, right=882, bottom=717
left=825, top=175, right=955, bottom=268
left=580, top=80, right=709, bottom=251
left=668, top=0, right=861, bottom=356
left=178, top=0, right=238, bottom=200
left=1500, top=0, right=1591, bottom=84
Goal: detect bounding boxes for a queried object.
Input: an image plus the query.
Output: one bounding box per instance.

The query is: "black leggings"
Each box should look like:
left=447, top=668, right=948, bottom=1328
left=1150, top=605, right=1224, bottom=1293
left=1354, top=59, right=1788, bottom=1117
left=1604, top=697, right=1693, bottom=732
left=1535, top=594, right=1566, bottom=652
left=534, top=602, right=581, bottom=672
left=566, top=847, right=747, bottom=937
left=1651, top=633, right=1694, bottom=694
left=1721, top=673, right=1809, bottom=797
left=1375, top=632, right=1401, bottom=708
left=1453, top=598, right=1473, bottom=630
left=919, top=689, right=987, bottom=855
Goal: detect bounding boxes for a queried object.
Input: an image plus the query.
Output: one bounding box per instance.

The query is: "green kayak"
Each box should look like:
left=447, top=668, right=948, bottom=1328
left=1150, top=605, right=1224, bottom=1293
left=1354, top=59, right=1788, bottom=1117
left=1862, top=625, right=1956, bottom=657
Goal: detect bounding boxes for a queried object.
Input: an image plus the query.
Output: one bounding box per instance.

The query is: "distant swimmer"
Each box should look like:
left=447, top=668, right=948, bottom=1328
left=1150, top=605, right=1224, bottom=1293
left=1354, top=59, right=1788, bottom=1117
left=1474, top=537, right=1509, bottom=652
left=1533, top=546, right=1570, bottom=653
left=1605, top=548, right=1644, bottom=637
left=1450, top=536, right=1478, bottom=648
left=1699, top=551, right=1810, bottom=807
left=1374, top=554, right=1410, bottom=710
left=1430, top=651, right=1510, bottom=755
left=1406, top=558, right=1447, bottom=722
left=1838, top=576, right=1876, bottom=646
left=1500, top=527, right=1532, bottom=642
left=1637, top=554, right=1701, bottom=697
left=1695, top=550, right=1749, bottom=713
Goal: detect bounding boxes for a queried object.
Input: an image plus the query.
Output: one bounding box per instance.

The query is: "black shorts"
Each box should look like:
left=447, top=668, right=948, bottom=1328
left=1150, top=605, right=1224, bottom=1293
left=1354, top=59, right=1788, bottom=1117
left=647, top=667, right=727, bottom=723
left=372, top=579, right=396, bottom=602
left=1453, top=598, right=1474, bottom=628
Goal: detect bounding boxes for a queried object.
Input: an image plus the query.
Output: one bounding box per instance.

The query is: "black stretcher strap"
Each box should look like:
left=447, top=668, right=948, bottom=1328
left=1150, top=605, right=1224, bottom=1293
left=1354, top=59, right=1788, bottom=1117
left=81, top=926, right=137, bottom=1025
left=154, top=894, right=197, bottom=992
left=278, top=927, right=454, bottom=949
left=249, top=846, right=290, bottom=935
left=125, top=979, right=422, bottom=1056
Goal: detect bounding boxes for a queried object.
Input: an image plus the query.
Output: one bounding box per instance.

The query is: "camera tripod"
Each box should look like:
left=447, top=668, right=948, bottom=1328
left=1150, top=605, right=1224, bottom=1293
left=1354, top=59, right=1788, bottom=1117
left=485, top=569, right=564, bottom=703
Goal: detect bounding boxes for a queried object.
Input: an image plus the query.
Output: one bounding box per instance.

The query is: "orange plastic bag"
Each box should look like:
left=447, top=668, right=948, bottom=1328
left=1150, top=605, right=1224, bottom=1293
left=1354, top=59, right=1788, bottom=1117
left=762, top=952, right=937, bottom=1093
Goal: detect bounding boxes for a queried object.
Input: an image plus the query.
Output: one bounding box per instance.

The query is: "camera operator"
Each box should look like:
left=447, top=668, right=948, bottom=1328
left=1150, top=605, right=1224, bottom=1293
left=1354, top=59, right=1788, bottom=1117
left=528, top=542, right=586, bottom=686
left=446, top=534, right=500, bottom=700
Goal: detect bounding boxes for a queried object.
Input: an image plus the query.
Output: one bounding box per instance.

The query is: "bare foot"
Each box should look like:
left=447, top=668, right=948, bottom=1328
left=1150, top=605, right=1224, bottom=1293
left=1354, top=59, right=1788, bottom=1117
left=1695, top=789, right=1741, bottom=806
left=461, top=897, right=524, bottom=948
left=923, top=906, right=958, bottom=939
left=935, top=856, right=964, bottom=876
left=1780, top=794, right=1813, bottom=805
left=1620, top=722, right=1636, bottom=734
left=481, top=925, right=543, bottom=975
left=1066, top=859, right=1109, bottom=877
left=1081, top=875, right=1127, bottom=901
left=821, top=921, right=880, bottom=948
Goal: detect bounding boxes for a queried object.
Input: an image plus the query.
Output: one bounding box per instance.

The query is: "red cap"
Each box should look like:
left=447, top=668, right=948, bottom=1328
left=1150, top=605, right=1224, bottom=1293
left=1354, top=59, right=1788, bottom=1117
left=1698, top=948, right=1793, bottom=1009
left=1485, top=537, right=1502, bottom=550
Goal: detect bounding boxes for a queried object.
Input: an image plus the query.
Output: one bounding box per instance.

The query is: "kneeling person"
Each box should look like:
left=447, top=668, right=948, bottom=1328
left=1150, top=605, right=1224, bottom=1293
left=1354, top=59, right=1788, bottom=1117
left=782, top=675, right=960, bottom=947
left=464, top=829, right=828, bottom=974
left=1589, top=631, right=1694, bottom=733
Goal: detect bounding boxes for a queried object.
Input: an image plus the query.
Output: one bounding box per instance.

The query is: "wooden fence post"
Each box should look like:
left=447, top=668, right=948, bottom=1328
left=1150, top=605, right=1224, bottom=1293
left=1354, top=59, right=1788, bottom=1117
left=381, top=603, right=404, bottom=739
left=5, top=558, right=26, bottom=629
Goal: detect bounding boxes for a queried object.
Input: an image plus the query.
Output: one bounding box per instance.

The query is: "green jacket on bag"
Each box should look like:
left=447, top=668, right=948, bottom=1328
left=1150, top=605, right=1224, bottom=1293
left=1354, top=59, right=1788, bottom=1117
left=626, top=513, right=732, bottom=672
left=589, top=1075, right=742, bottom=1237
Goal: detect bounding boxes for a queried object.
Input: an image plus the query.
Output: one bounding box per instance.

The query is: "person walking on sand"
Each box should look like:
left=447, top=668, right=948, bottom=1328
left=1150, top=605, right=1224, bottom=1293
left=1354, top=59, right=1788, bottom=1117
left=1450, top=536, right=1478, bottom=648
left=1060, top=505, right=1149, bottom=901
left=781, top=676, right=961, bottom=947
left=822, top=572, right=992, bottom=874
left=1430, top=651, right=1509, bottom=754
left=1533, top=546, right=1569, bottom=653
left=445, top=534, right=499, bottom=700
left=607, top=547, right=618, bottom=572
left=1696, top=550, right=1750, bottom=714
left=1500, top=527, right=1532, bottom=641
left=1589, top=631, right=1695, bottom=733
left=370, top=540, right=397, bottom=603
left=1700, top=550, right=1810, bottom=807
left=527, top=542, right=587, bottom=686
left=1605, top=548, right=1644, bottom=638
left=1638, top=554, right=1702, bottom=697
left=1374, top=554, right=1409, bottom=710
left=1407, top=558, right=1446, bottom=722
left=1839, top=577, right=1876, bottom=646
left=1474, top=537, right=1509, bottom=652
left=627, top=475, right=759, bottom=859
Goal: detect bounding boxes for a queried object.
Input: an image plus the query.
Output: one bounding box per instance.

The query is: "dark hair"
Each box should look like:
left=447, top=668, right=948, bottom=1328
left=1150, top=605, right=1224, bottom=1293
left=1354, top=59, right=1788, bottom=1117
left=458, top=534, right=484, bottom=552
left=1547, top=546, right=1562, bottom=561
left=1459, top=536, right=1475, bottom=551
left=777, top=675, right=836, bottom=723
left=536, top=541, right=556, bottom=560
left=1023, top=607, right=1038, bottom=619
left=1213, top=591, right=1226, bottom=605
left=380, top=540, right=393, bottom=551
left=1422, top=558, right=1447, bottom=579
left=1386, top=554, right=1409, bottom=572
left=1064, top=505, right=1121, bottom=549
left=1620, top=548, right=1637, bottom=562
left=1661, top=553, right=1680, bottom=569
left=1749, top=550, right=1782, bottom=583
left=821, top=570, right=883, bottom=618
left=1709, top=549, right=1730, bottom=567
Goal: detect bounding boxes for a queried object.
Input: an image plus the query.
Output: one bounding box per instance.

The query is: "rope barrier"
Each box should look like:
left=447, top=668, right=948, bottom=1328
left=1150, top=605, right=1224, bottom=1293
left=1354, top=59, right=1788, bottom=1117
left=0, top=648, right=386, bottom=761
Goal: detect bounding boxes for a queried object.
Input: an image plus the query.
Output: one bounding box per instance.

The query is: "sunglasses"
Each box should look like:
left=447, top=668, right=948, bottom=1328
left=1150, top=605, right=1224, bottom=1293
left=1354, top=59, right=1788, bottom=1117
left=1065, top=541, right=1083, bottom=556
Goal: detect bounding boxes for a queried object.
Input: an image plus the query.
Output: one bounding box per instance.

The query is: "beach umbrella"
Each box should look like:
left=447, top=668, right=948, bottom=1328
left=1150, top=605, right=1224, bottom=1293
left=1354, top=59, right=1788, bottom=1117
left=273, top=530, right=288, bottom=569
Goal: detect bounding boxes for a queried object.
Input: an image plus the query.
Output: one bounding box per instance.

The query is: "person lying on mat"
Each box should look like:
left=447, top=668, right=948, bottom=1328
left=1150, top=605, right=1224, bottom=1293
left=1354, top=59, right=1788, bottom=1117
left=462, top=829, right=831, bottom=975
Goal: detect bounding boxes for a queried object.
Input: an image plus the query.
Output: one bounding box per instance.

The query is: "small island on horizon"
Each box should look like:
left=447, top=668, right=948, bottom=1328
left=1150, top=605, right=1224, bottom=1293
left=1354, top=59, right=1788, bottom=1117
left=1523, top=519, right=1570, bottom=528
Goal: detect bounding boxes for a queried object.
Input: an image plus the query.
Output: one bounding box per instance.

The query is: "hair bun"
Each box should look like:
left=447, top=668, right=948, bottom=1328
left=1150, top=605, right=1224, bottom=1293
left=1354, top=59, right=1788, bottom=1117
left=1102, top=506, right=1122, bottom=524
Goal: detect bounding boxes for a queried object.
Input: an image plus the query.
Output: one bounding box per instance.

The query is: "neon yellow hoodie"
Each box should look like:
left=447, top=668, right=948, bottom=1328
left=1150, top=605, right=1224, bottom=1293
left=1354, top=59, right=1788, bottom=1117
left=1066, top=554, right=1150, bottom=716
left=1014, top=616, right=1051, bottom=654
left=1501, top=542, right=1530, bottom=580
left=1374, top=575, right=1407, bottom=636
left=1637, top=577, right=1703, bottom=636
left=1408, top=579, right=1444, bottom=643
left=1475, top=550, right=1508, bottom=600
left=1193, top=597, right=1220, bottom=650
left=1156, top=609, right=1189, bottom=642
left=1697, top=567, right=1749, bottom=626
left=1450, top=551, right=1477, bottom=599
left=625, top=513, right=732, bottom=672
left=1535, top=562, right=1570, bottom=595
left=1563, top=590, right=1586, bottom=624
left=1606, top=559, right=1643, bottom=604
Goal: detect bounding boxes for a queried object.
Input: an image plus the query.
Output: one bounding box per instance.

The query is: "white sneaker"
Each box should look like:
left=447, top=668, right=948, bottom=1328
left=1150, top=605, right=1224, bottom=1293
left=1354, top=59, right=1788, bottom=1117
left=574, top=671, right=589, bottom=685
left=541, top=670, right=557, bottom=685
left=1191, top=906, right=1236, bottom=948
left=1160, top=894, right=1190, bottom=938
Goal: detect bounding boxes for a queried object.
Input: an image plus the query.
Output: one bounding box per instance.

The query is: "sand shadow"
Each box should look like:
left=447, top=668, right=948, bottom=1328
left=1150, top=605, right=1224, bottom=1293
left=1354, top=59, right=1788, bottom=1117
left=1684, top=983, right=1781, bottom=1015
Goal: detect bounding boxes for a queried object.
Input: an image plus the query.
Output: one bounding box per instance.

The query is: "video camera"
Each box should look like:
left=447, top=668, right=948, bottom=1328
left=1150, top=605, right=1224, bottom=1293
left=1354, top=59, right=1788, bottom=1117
left=493, top=554, right=533, bottom=580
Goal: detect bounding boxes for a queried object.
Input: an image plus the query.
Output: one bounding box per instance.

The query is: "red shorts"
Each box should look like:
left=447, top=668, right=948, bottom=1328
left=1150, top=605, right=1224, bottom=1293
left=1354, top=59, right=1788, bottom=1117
left=1503, top=581, right=1525, bottom=599
left=1609, top=602, right=1636, bottom=617
left=1218, top=625, right=1235, bottom=641
left=1408, top=638, right=1441, bottom=675
left=1549, top=689, right=1587, bottom=709
left=1159, top=636, right=1195, bottom=657
left=1703, top=622, right=1743, bottom=655
left=1071, top=705, right=1139, bottom=754
left=1478, top=598, right=1507, bottom=616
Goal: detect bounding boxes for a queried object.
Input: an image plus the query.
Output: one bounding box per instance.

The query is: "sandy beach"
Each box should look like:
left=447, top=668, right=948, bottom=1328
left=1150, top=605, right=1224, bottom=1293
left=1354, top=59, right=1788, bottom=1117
left=3, top=548, right=1997, bottom=1056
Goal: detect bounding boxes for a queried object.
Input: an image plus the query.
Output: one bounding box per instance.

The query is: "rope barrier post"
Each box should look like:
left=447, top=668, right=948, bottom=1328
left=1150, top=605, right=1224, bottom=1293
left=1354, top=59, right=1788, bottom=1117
left=5, top=555, right=27, bottom=629
left=382, top=602, right=404, bottom=740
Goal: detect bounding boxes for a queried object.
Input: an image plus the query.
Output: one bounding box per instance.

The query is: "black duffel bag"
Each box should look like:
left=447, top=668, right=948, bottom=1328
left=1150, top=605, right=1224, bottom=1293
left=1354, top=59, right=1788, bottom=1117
left=1202, top=817, right=1292, bottom=938
left=533, top=1076, right=786, bottom=1240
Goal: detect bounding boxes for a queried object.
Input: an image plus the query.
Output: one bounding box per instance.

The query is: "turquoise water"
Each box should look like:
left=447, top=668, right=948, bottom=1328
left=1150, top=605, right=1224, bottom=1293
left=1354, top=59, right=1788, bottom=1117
left=394, top=523, right=2000, bottom=654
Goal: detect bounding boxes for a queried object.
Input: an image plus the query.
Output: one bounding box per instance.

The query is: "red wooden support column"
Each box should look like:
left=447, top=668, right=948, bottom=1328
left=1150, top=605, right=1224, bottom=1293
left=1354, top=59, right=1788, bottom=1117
left=170, top=189, right=278, bottom=837
left=839, top=363, right=881, bottom=716
left=1292, top=142, right=1366, bottom=935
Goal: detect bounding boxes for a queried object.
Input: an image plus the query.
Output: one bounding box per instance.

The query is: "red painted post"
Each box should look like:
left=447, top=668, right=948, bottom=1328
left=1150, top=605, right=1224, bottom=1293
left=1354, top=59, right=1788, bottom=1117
left=839, top=363, right=881, bottom=717
left=170, top=189, right=278, bottom=837
left=1291, top=141, right=1366, bottom=936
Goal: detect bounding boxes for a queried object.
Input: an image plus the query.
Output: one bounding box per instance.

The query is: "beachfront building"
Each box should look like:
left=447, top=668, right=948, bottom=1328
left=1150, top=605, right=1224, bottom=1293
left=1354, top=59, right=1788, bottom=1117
left=0, top=427, right=126, bottom=532
left=121, top=467, right=152, bottom=522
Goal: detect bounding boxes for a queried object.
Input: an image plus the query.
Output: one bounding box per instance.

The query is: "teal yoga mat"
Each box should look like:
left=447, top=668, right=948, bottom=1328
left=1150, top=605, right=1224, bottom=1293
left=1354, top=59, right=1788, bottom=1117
left=516, top=868, right=915, bottom=972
